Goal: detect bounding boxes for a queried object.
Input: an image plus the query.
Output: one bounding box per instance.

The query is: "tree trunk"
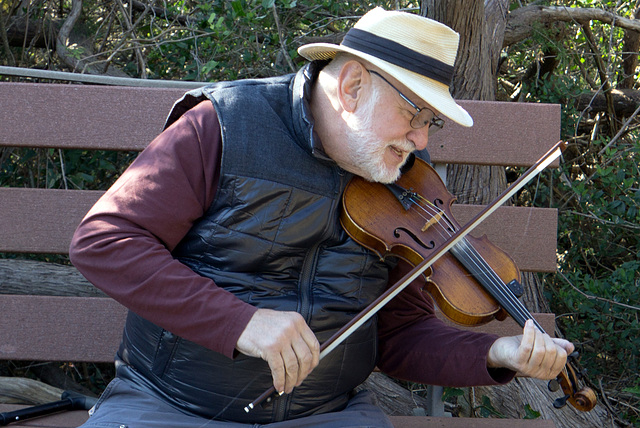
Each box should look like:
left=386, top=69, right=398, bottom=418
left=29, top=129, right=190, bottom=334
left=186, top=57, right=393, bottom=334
left=0, top=377, right=63, bottom=405
left=420, top=1, right=611, bottom=426
left=620, top=6, right=640, bottom=89
left=357, top=372, right=453, bottom=416
left=0, top=259, right=105, bottom=297
left=421, top=0, right=507, bottom=203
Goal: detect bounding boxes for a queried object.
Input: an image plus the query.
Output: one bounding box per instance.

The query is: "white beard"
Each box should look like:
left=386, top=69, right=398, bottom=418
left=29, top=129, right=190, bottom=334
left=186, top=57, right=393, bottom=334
left=342, top=86, right=414, bottom=183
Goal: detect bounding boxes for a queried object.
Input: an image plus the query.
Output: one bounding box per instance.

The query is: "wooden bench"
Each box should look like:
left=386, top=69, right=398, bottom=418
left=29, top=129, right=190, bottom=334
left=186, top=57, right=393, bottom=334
left=0, top=80, right=561, bottom=427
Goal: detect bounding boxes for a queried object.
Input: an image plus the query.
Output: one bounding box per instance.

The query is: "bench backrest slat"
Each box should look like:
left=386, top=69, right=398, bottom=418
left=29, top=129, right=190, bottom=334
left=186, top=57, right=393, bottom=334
left=0, top=188, right=557, bottom=272
left=429, top=100, right=561, bottom=167
left=0, top=82, right=560, bottom=166
left=1, top=83, right=182, bottom=151
left=0, top=188, right=101, bottom=253
left=0, top=294, right=556, bottom=362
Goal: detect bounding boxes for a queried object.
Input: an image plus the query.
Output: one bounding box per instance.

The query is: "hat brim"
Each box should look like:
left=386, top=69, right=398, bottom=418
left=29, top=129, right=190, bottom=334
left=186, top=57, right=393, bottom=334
left=299, top=43, right=473, bottom=128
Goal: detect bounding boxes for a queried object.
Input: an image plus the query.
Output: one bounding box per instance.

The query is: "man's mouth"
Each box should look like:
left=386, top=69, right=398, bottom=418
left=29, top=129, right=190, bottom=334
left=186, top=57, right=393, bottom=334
left=390, top=145, right=405, bottom=159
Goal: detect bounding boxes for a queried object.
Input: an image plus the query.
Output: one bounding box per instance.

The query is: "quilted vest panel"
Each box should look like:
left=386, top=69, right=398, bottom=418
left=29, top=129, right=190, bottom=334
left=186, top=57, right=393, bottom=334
left=117, top=67, right=393, bottom=423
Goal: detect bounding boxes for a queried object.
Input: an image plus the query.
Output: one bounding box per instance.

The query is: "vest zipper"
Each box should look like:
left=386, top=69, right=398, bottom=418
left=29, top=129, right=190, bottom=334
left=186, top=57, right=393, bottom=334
left=298, top=241, right=322, bottom=323
left=273, top=169, right=347, bottom=422
left=273, top=240, right=322, bottom=421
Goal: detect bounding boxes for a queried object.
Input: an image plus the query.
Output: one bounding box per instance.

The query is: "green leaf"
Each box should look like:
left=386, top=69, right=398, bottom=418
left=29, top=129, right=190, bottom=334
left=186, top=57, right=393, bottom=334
left=523, top=404, right=541, bottom=419
left=231, top=0, right=245, bottom=16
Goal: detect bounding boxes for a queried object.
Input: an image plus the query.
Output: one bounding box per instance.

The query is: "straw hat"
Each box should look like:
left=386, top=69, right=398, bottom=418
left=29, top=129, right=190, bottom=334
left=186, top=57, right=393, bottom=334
left=298, top=7, right=473, bottom=127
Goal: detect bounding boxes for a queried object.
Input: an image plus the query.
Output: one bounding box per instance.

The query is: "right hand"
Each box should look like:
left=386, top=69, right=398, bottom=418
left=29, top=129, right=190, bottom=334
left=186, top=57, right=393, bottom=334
left=236, top=308, right=320, bottom=394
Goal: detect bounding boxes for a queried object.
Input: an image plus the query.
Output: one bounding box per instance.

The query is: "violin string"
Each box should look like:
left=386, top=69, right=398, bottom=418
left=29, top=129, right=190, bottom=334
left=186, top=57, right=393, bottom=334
left=455, top=238, right=542, bottom=331
left=405, top=193, right=541, bottom=331
left=410, top=194, right=540, bottom=330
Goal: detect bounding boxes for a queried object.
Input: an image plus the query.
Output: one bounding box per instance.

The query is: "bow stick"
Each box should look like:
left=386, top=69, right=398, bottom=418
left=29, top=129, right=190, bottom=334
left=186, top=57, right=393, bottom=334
left=245, top=140, right=566, bottom=413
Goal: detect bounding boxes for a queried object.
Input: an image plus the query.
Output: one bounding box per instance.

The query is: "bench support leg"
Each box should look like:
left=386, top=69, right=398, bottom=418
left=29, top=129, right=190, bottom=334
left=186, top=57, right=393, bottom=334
left=426, top=385, right=451, bottom=417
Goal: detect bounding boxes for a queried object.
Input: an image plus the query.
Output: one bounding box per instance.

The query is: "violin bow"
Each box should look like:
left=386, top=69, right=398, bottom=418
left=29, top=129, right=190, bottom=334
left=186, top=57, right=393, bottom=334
left=245, top=140, right=566, bottom=413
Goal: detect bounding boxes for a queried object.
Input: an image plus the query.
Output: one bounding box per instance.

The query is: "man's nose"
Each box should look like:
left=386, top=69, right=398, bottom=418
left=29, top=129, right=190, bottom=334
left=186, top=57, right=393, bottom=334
left=408, top=127, right=429, bottom=151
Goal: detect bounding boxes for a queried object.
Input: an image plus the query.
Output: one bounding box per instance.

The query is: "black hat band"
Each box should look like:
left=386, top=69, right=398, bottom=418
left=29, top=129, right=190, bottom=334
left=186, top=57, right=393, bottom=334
left=341, top=28, right=454, bottom=86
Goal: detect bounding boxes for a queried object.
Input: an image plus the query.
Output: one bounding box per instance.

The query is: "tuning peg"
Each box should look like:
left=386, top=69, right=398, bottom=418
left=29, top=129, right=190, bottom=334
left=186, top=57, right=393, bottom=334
left=553, top=394, right=570, bottom=409
left=568, top=351, right=579, bottom=361
left=548, top=378, right=561, bottom=392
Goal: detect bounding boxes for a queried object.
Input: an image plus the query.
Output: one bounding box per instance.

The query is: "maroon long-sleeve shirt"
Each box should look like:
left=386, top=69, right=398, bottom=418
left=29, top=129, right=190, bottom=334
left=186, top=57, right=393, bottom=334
left=70, top=100, right=514, bottom=387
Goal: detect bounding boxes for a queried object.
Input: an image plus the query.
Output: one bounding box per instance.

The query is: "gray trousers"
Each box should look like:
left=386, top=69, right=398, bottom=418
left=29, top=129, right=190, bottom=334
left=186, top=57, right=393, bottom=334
left=78, top=377, right=394, bottom=428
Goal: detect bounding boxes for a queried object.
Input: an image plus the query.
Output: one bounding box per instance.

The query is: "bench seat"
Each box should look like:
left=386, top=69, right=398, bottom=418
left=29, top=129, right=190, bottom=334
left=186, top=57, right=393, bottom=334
left=0, top=405, right=558, bottom=428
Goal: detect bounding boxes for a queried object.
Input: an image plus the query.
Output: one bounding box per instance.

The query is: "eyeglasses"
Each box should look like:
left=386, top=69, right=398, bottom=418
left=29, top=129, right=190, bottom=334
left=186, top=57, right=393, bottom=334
left=367, top=70, right=444, bottom=134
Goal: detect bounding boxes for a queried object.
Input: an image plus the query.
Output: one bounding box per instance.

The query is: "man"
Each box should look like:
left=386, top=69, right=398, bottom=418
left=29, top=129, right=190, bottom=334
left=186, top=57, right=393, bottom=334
left=70, top=7, right=573, bottom=427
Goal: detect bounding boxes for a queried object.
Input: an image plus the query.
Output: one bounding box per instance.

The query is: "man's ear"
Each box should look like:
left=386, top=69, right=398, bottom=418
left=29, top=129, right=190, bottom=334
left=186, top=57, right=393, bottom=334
left=336, top=61, right=368, bottom=113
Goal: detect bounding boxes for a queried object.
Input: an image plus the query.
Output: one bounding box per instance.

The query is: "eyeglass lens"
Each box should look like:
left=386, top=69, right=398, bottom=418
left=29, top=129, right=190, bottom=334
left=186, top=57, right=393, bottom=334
left=412, top=110, right=444, bottom=134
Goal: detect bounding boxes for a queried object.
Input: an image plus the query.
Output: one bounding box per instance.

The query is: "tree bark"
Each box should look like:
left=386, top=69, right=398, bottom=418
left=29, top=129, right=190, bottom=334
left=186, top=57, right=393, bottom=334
left=0, top=377, right=63, bottom=405
left=357, top=372, right=453, bottom=416
left=418, top=1, right=612, bottom=426
left=422, top=0, right=507, bottom=204
left=0, top=259, right=105, bottom=297
left=576, top=88, right=640, bottom=118
left=620, top=6, right=640, bottom=89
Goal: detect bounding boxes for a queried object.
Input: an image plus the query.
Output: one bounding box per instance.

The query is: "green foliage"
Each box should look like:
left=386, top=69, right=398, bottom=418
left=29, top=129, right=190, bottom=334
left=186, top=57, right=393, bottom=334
left=475, top=395, right=505, bottom=418
left=500, top=1, right=640, bottom=423
left=0, top=148, right=137, bottom=190
left=522, top=404, right=541, bottom=420
left=551, top=139, right=640, bottom=379
left=442, top=386, right=464, bottom=402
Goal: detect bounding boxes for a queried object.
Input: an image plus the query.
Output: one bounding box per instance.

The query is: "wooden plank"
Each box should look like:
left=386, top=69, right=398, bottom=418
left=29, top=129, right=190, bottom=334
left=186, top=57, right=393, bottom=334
left=0, top=82, right=183, bottom=151
left=438, top=310, right=556, bottom=337
left=0, top=406, right=557, bottom=427
left=0, top=188, right=103, bottom=254
left=0, top=83, right=560, bottom=166
left=0, top=294, right=554, bottom=363
left=429, top=100, right=561, bottom=167
left=390, top=416, right=557, bottom=427
left=451, top=204, right=558, bottom=273
left=0, top=188, right=557, bottom=272
left=0, top=295, right=126, bottom=363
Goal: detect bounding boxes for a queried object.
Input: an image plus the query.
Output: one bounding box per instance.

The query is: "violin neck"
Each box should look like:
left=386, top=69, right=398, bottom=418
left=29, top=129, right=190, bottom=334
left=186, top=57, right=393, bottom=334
left=450, top=238, right=546, bottom=334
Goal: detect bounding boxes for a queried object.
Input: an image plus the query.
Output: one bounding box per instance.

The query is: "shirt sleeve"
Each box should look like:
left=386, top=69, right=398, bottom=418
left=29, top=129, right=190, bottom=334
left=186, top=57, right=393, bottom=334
left=376, top=261, right=515, bottom=386
left=69, top=100, right=258, bottom=359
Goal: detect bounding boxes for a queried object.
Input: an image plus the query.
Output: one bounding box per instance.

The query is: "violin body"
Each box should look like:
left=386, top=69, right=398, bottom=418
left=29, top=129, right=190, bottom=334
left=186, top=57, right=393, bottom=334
left=340, top=154, right=596, bottom=413
left=340, top=157, right=519, bottom=326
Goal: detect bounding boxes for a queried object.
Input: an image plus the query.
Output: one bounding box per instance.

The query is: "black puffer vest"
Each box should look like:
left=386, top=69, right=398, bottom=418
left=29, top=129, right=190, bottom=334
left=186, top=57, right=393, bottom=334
left=115, top=64, right=393, bottom=423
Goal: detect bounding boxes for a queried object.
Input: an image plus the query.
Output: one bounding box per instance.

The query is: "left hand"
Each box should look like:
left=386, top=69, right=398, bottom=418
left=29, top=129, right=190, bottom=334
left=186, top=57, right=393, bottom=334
left=487, top=319, right=575, bottom=379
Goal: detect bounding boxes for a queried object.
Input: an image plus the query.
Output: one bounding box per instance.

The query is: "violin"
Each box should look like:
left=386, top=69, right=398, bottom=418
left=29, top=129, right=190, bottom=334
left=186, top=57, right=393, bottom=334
left=340, top=154, right=597, bottom=412
left=245, top=141, right=596, bottom=413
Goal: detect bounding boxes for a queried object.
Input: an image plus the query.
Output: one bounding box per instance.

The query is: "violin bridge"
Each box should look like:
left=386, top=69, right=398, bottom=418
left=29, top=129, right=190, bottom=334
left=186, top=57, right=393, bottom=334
left=422, top=211, right=444, bottom=232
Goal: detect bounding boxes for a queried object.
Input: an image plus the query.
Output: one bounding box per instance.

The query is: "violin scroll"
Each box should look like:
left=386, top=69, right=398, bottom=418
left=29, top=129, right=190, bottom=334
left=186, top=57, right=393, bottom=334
left=549, top=352, right=597, bottom=412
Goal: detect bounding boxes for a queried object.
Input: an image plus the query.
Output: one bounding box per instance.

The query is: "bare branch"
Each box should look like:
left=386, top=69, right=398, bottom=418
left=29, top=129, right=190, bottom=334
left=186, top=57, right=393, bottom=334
left=581, top=22, right=618, bottom=131
left=272, top=4, right=295, bottom=73
left=115, top=0, right=148, bottom=78
left=55, top=0, right=84, bottom=71
left=130, top=0, right=191, bottom=26
left=505, top=5, right=640, bottom=47
left=0, top=8, right=16, bottom=65
left=558, top=271, right=640, bottom=311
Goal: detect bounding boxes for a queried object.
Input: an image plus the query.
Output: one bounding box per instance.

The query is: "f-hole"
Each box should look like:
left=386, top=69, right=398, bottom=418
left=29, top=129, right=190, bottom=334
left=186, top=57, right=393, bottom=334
left=394, top=227, right=436, bottom=250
